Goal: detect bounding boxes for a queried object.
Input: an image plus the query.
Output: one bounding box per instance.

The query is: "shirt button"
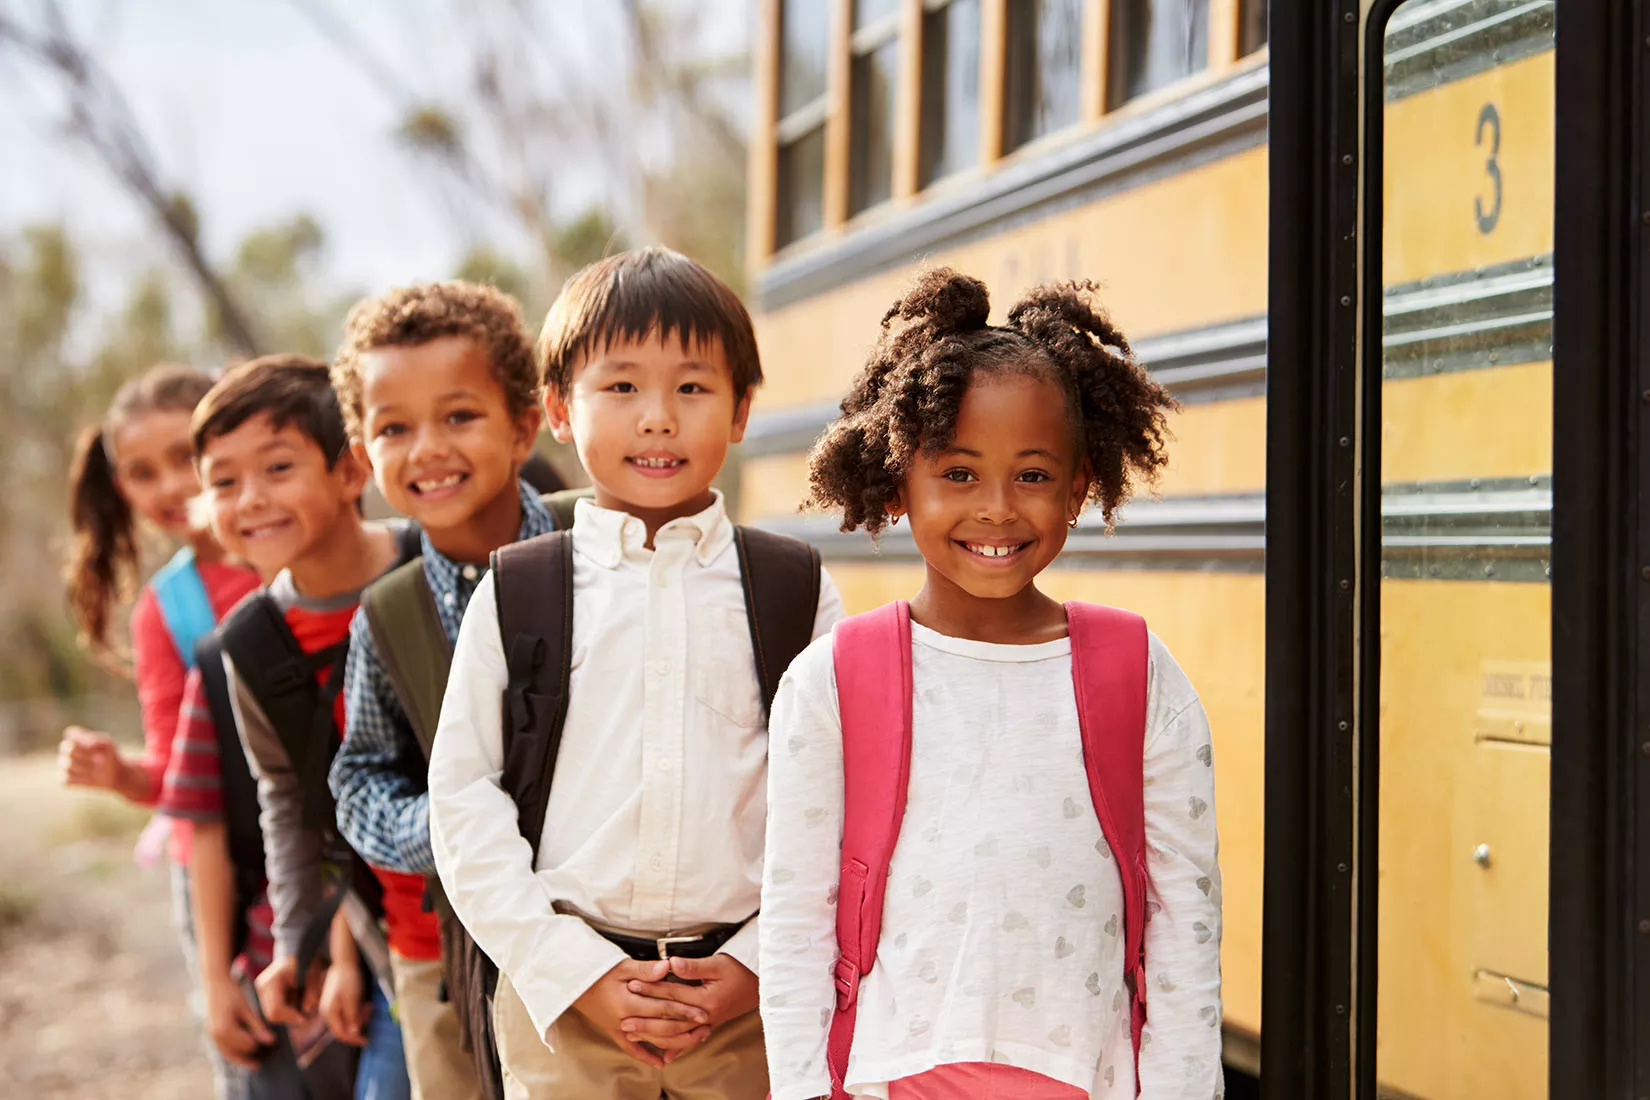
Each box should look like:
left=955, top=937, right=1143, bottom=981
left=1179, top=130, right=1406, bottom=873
left=651, top=855, right=664, bottom=872
left=444, top=593, right=457, bottom=608
left=654, top=660, right=670, bottom=677
left=654, top=574, right=669, bottom=589
left=658, top=758, right=672, bottom=773
left=461, top=564, right=479, bottom=582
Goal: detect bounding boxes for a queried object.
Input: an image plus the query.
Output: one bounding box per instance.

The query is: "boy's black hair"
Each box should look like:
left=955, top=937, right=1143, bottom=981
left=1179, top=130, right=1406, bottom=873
left=806, top=267, right=1178, bottom=534
left=536, top=247, right=762, bottom=400
left=192, top=354, right=348, bottom=466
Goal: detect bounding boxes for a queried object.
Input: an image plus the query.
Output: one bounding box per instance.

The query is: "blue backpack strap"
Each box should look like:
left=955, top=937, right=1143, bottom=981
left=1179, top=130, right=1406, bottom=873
left=150, top=547, right=217, bottom=670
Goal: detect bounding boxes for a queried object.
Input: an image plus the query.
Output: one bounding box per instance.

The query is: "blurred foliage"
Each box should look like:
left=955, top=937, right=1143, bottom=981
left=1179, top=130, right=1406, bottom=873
left=0, top=212, right=356, bottom=709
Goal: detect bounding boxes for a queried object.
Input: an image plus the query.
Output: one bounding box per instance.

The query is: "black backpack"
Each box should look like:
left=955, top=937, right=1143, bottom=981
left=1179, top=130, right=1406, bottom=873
left=212, top=523, right=423, bottom=995
left=364, top=515, right=820, bottom=1100
left=195, top=631, right=267, bottom=962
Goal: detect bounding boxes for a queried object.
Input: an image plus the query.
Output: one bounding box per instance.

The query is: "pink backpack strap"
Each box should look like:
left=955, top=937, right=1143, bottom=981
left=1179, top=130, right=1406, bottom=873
left=827, top=601, right=914, bottom=1099
left=1067, top=602, right=1152, bottom=1089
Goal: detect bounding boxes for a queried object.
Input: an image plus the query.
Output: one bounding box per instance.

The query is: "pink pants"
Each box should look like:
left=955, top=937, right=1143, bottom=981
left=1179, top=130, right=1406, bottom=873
left=887, top=1063, right=1089, bottom=1100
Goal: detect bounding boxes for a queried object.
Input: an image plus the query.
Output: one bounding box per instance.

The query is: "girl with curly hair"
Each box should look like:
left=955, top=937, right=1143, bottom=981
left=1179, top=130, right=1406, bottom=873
left=759, top=269, right=1224, bottom=1099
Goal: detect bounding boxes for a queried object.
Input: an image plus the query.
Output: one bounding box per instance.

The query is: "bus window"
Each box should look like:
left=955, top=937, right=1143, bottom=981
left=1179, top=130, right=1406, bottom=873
left=1003, top=0, right=1083, bottom=153
left=1239, top=0, right=1267, bottom=57
left=919, top=0, right=981, bottom=186
left=1109, top=0, right=1210, bottom=107
left=776, top=0, right=830, bottom=247
left=849, top=2, right=901, bottom=215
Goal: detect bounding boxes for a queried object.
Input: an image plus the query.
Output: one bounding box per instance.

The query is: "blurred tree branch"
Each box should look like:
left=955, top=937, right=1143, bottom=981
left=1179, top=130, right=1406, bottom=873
left=286, top=0, right=748, bottom=292
left=0, top=1, right=265, bottom=356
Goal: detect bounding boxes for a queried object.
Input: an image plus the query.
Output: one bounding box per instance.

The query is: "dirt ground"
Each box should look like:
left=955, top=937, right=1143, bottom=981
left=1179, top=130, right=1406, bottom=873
left=0, top=753, right=214, bottom=1099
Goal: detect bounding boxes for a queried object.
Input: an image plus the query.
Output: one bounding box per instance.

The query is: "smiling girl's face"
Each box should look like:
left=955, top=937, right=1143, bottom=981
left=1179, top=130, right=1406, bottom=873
left=109, top=408, right=201, bottom=539
left=892, top=368, right=1089, bottom=608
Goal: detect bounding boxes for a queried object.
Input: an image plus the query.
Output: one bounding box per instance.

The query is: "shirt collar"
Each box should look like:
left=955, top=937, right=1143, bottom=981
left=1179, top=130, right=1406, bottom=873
left=420, top=479, right=558, bottom=591
left=572, top=490, right=733, bottom=569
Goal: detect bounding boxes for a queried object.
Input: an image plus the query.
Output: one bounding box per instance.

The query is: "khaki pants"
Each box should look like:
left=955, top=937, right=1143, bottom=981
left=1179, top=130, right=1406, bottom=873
left=493, top=974, right=769, bottom=1100
left=391, top=950, right=483, bottom=1100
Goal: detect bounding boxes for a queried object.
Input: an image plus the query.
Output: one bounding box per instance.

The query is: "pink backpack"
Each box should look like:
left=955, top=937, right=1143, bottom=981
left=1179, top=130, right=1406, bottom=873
left=827, top=600, right=1151, bottom=1098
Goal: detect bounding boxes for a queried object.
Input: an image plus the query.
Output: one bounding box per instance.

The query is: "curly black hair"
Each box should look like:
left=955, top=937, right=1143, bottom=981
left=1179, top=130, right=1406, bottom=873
left=806, top=268, right=1177, bottom=534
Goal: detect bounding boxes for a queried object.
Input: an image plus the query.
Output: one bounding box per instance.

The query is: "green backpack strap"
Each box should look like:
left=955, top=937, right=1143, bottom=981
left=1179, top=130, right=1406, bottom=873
left=542, top=487, right=593, bottom=531
left=360, top=557, right=452, bottom=761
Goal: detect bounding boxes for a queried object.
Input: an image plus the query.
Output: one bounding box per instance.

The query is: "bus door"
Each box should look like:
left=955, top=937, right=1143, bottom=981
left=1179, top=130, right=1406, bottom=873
left=1263, top=2, right=1649, bottom=1098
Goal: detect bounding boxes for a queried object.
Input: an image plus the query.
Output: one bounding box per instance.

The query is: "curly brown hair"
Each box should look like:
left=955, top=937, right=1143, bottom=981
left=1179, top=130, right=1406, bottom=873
left=332, top=281, right=540, bottom=440
left=806, top=268, right=1177, bottom=534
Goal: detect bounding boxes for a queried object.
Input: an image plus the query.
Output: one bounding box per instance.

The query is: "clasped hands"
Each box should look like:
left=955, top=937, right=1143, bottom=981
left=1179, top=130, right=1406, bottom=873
left=573, top=953, right=758, bottom=1068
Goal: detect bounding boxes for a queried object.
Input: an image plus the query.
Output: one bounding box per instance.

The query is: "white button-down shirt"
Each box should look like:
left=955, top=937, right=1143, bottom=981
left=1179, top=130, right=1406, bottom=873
left=429, top=492, right=843, bottom=1041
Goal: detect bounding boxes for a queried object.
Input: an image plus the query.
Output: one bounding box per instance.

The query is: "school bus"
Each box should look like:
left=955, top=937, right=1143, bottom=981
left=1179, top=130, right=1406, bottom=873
left=738, top=1, right=1555, bottom=1096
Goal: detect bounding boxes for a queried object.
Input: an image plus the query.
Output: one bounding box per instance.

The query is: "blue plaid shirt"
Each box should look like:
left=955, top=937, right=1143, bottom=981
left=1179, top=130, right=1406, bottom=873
left=330, top=481, right=558, bottom=874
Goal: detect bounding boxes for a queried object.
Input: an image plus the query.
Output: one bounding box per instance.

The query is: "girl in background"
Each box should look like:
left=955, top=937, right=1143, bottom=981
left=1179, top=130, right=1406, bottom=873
left=58, top=362, right=261, bottom=1099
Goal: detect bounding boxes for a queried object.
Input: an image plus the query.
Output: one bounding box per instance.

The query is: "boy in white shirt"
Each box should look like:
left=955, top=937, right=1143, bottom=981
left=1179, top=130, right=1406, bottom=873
left=428, top=247, right=843, bottom=1099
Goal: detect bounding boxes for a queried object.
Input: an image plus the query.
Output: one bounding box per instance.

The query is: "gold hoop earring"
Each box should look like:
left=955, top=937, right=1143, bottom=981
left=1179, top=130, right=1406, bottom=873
left=1068, top=515, right=1080, bottom=528
left=890, top=514, right=900, bottom=527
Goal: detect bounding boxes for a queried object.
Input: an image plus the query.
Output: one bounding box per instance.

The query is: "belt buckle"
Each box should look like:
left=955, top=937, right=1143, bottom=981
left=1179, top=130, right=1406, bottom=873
left=654, top=934, right=702, bottom=960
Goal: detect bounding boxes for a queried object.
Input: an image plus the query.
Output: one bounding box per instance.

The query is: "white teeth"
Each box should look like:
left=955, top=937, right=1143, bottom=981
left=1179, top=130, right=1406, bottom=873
left=632, top=456, right=681, bottom=468
left=416, top=473, right=463, bottom=491
left=966, top=542, right=1020, bottom=558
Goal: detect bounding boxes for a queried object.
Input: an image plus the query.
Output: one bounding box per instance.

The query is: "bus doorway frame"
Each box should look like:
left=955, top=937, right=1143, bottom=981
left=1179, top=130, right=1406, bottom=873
left=1260, top=1, right=1649, bottom=1097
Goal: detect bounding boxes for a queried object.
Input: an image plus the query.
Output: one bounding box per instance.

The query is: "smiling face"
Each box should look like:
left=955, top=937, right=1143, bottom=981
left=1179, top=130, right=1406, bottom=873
left=356, top=335, right=538, bottom=535
left=894, top=369, right=1089, bottom=605
left=109, top=409, right=201, bottom=539
left=198, top=412, right=367, bottom=576
left=545, top=334, right=750, bottom=532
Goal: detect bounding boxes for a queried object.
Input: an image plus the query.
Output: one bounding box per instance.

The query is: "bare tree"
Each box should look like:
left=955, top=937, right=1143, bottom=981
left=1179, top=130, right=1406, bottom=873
left=286, top=0, right=749, bottom=291
left=0, top=1, right=265, bottom=355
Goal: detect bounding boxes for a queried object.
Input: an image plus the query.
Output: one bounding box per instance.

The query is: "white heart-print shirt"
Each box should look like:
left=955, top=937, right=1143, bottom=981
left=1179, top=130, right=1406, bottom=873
left=760, top=620, right=1224, bottom=1100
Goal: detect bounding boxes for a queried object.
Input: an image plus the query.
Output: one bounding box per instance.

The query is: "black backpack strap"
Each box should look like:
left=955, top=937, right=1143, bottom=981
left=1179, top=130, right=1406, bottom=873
left=732, top=525, right=824, bottom=715
left=395, top=519, right=425, bottom=565
left=218, top=593, right=351, bottom=834
left=491, top=530, right=575, bottom=861
left=195, top=631, right=266, bottom=959
left=361, top=557, right=452, bottom=761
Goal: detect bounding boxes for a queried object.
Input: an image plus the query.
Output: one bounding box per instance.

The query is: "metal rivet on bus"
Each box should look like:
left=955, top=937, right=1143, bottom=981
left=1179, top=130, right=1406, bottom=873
left=1335, top=1004, right=1347, bottom=1016
left=1528, top=474, right=1541, bottom=485
left=1470, top=477, right=1482, bottom=489
left=1429, top=564, right=1442, bottom=577
left=1642, top=211, right=1650, bottom=226
left=1472, top=844, right=1492, bottom=867
left=1341, top=154, right=1353, bottom=166
left=1339, top=436, right=1350, bottom=447
left=1340, top=295, right=1352, bottom=306
left=1344, top=10, right=1354, bottom=21
left=1642, top=566, right=1650, bottom=581
left=1642, top=389, right=1650, bottom=404
left=1640, top=741, right=1650, bottom=758
left=1488, top=351, right=1499, bottom=363
left=1337, top=862, right=1348, bottom=873
left=1337, top=720, right=1349, bottom=732
left=1483, top=564, right=1496, bottom=577
left=1640, top=919, right=1650, bottom=935
left=1339, top=579, right=1351, bottom=591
